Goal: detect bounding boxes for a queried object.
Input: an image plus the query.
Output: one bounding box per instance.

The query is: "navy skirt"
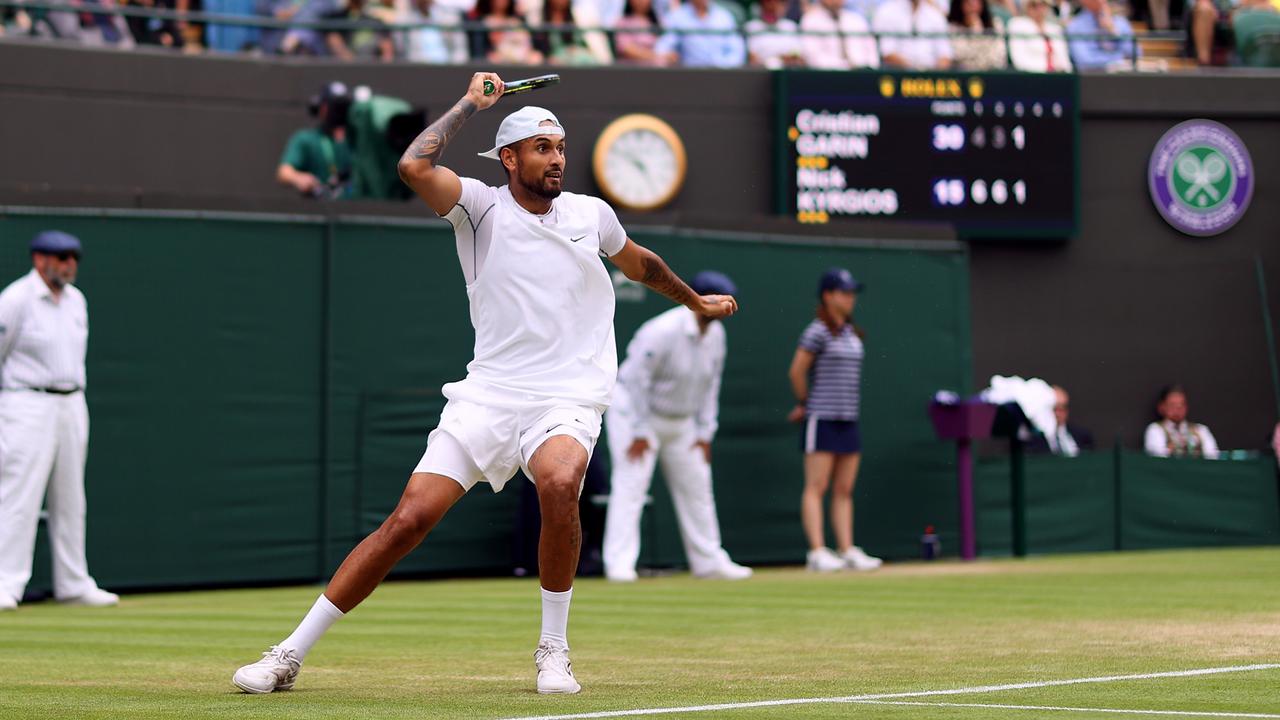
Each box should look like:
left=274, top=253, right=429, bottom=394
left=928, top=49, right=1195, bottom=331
left=801, top=416, right=862, bottom=454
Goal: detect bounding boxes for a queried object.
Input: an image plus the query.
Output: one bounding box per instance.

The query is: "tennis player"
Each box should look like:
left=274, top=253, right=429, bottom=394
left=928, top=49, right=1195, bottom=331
left=231, top=71, right=737, bottom=696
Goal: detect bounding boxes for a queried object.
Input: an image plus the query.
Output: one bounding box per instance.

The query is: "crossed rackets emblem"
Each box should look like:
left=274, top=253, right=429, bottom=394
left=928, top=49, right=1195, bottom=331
left=1175, top=151, right=1229, bottom=206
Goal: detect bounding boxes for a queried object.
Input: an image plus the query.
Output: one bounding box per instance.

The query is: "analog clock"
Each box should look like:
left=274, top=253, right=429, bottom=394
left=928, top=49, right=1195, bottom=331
left=592, top=114, right=687, bottom=212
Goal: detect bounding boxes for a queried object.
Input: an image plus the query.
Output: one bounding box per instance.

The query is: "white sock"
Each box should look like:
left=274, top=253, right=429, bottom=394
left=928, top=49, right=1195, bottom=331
left=279, top=594, right=345, bottom=661
left=540, top=587, right=573, bottom=649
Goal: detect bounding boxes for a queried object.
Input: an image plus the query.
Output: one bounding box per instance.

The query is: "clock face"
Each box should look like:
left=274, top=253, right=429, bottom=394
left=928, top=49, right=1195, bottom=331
left=593, top=115, right=686, bottom=211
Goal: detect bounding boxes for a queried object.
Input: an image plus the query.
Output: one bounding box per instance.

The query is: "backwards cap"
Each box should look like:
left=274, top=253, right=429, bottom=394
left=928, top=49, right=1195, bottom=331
left=478, top=106, right=565, bottom=160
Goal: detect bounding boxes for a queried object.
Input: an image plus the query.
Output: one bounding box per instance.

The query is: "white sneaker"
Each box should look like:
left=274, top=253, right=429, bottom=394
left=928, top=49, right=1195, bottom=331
left=534, top=641, right=581, bottom=694
left=806, top=547, right=845, bottom=572
left=842, top=546, right=883, bottom=571
left=0, top=593, right=16, bottom=611
left=57, top=588, right=119, bottom=607
left=605, top=568, right=638, bottom=583
left=232, top=646, right=302, bottom=694
left=694, top=561, right=753, bottom=580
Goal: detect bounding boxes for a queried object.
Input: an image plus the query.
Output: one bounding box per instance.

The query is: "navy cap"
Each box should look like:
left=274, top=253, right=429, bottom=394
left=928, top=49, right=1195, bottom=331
left=690, top=270, right=737, bottom=296
left=30, top=230, right=82, bottom=256
left=818, top=267, right=863, bottom=296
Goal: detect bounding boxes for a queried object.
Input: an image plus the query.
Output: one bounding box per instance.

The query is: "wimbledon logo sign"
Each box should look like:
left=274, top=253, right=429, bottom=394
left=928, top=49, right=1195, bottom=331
left=1148, top=119, right=1254, bottom=237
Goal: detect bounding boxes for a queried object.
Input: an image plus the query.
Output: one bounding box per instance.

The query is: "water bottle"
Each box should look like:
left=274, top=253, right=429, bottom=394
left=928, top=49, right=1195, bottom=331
left=920, top=525, right=941, bottom=560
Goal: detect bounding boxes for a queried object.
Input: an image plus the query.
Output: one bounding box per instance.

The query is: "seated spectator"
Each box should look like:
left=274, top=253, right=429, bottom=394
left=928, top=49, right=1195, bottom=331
left=1144, top=384, right=1220, bottom=459
left=1067, top=0, right=1138, bottom=70
left=531, top=0, right=614, bottom=64
left=471, top=0, right=544, bottom=63
left=206, top=0, right=263, bottom=52
left=655, top=0, right=748, bottom=67
left=324, top=0, right=396, bottom=59
left=1190, top=0, right=1275, bottom=65
left=260, top=0, right=336, bottom=54
left=614, top=0, right=665, bottom=64
left=872, top=0, right=954, bottom=69
left=1008, top=0, right=1072, bottom=71
left=125, top=0, right=189, bottom=48
left=1028, top=386, right=1094, bottom=457
left=36, top=0, right=136, bottom=47
left=947, top=0, right=1007, bottom=69
left=746, top=0, right=803, bottom=67
left=400, top=0, right=469, bottom=63
left=799, top=0, right=879, bottom=68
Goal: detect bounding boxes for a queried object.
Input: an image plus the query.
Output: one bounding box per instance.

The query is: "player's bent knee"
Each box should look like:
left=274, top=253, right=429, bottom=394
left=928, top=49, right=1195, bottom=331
left=537, top=470, right=582, bottom=505
left=381, top=505, right=435, bottom=546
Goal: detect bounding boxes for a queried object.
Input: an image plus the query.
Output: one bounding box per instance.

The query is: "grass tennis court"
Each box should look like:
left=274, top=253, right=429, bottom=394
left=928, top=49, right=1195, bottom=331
left=2, top=547, right=1277, bottom=720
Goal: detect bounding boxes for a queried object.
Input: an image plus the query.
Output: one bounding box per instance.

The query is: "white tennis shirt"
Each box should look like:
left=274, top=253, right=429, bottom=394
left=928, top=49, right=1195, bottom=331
left=441, top=177, right=628, bottom=409
left=0, top=269, right=89, bottom=392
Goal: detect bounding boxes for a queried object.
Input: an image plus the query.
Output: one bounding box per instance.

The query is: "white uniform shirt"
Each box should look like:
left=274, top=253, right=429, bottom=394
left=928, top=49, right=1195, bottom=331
left=1144, top=420, right=1220, bottom=459
left=799, top=6, right=880, bottom=69
left=614, top=306, right=725, bottom=442
left=0, top=269, right=88, bottom=391
left=442, top=177, right=628, bottom=409
left=872, top=0, right=953, bottom=69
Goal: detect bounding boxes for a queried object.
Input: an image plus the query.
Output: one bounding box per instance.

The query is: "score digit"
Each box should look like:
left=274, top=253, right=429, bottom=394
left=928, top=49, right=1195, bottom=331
left=932, top=124, right=965, bottom=151
left=933, top=179, right=966, bottom=206
left=971, top=179, right=988, bottom=205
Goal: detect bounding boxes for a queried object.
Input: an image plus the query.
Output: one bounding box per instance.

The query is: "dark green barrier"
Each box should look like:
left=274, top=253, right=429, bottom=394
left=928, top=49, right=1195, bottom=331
left=1120, top=452, right=1280, bottom=550
left=977, top=448, right=1280, bottom=557
left=976, top=451, right=1116, bottom=556
left=1, top=208, right=970, bottom=593
left=0, top=212, right=325, bottom=592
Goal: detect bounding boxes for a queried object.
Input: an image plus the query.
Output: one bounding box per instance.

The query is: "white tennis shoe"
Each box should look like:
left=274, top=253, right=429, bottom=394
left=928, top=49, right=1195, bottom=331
left=233, top=645, right=302, bottom=694
left=842, top=546, right=883, bottom=571
left=0, top=593, right=16, bottom=611
left=57, top=588, right=119, bottom=607
left=694, top=561, right=753, bottom=580
left=534, top=641, right=581, bottom=694
left=806, top=547, right=845, bottom=572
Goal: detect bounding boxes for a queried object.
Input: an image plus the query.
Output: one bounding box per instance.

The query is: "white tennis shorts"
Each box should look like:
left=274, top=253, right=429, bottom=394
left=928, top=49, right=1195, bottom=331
left=414, top=396, right=603, bottom=493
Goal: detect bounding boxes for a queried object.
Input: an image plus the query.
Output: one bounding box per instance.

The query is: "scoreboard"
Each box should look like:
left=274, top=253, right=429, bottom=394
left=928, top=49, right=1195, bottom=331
left=776, top=71, right=1079, bottom=237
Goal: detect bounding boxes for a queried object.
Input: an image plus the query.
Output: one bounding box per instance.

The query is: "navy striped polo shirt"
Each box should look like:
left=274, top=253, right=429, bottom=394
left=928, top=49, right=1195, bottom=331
left=798, top=319, right=863, bottom=421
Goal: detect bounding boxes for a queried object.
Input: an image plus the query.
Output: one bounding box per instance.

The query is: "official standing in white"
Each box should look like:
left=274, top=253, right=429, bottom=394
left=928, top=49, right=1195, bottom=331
left=231, top=73, right=737, bottom=697
left=0, top=231, right=118, bottom=610
left=603, top=271, right=752, bottom=583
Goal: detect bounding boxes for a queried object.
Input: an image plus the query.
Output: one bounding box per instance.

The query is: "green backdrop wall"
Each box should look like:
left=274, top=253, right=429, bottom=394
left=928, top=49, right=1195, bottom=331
left=0, top=208, right=971, bottom=593
left=976, top=450, right=1280, bottom=556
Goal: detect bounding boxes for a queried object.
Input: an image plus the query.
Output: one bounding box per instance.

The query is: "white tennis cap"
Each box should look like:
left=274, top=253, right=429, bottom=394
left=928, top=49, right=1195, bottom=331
left=478, top=106, right=565, bottom=160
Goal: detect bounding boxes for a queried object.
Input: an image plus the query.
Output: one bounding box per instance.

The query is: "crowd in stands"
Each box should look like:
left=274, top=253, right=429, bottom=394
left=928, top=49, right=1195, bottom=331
left=2, top=0, right=1279, bottom=67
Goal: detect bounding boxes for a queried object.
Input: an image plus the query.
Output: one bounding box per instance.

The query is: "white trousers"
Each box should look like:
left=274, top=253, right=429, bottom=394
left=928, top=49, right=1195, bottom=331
left=0, top=391, right=97, bottom=602
left=603, top=410, right=733, bottom=577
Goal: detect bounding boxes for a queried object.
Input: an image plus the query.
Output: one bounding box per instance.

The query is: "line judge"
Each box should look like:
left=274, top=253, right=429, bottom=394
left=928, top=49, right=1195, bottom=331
left=0, top=231, right=118, bottom=611
left=603, top=270, right=752, bottom=582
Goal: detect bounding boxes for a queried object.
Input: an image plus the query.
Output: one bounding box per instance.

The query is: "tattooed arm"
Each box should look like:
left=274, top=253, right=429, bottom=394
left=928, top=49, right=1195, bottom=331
left=609, top=239, right=738, bottom=319
left=397, top=72, right=504, bottom=216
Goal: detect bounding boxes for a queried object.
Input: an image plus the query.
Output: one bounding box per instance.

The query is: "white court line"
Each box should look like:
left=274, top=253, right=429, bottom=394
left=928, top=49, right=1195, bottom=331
left=500, top=663, right=1280, bottom=720
left=852, top=700, right=1280, bottom=719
